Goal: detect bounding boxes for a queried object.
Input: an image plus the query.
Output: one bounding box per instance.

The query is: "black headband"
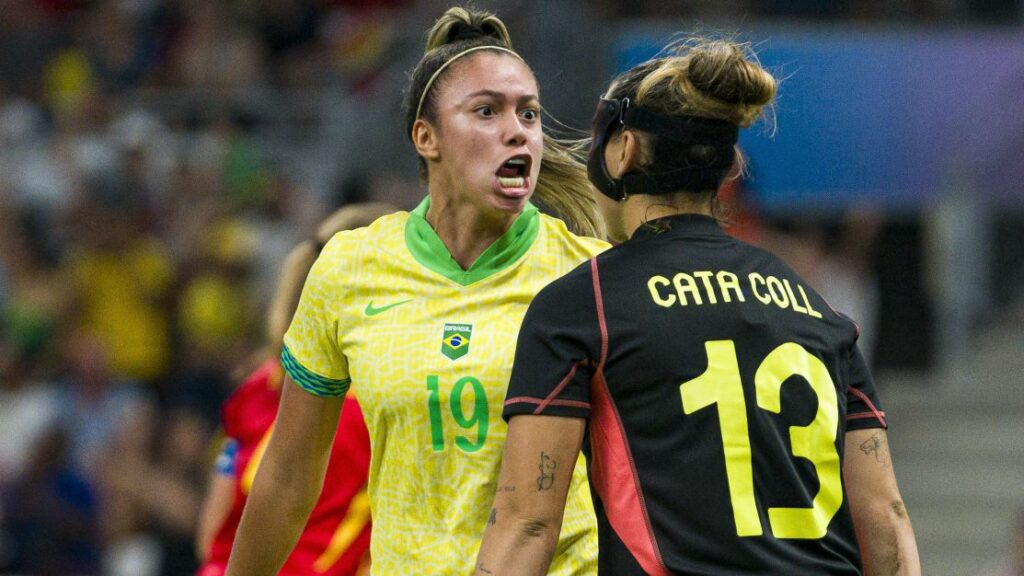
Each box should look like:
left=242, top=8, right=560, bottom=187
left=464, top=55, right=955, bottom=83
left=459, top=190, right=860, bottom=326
left=587, top=97, right=740, bottom=200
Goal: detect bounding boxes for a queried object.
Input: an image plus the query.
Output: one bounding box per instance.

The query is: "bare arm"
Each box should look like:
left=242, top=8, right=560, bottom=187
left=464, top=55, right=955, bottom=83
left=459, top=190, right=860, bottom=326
left=843, top=428, right=920, bottom=576
left=225, top=377, right=343, bottom=576
left=195, top=463, right=236, bottom=562
left=474, top=415, right=586, bottom=576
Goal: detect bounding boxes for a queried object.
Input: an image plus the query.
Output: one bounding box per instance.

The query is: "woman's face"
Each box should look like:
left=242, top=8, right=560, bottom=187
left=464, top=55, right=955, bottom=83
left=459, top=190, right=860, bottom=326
left=428, top=52, right=543, bottom=219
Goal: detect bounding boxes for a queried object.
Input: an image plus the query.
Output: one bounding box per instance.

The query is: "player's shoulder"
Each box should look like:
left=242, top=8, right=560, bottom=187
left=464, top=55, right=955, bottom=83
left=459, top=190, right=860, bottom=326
left=311, top=210, right=410, bottom=280
left=745, top=243, right=861, bottom=337
left=320, top=210, right=409, bottom=254
left=537, top=213, right=610, bottom=260
left=531, top=252, right=598, bottom=309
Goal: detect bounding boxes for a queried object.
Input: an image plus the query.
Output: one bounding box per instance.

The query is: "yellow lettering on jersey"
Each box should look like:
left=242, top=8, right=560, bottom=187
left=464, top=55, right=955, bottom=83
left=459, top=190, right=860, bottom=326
left=648, top=275, right=676, bottom=307
left=798, top=284, right=823, bottom=319
left=766, top=276, right=790, bottom=309
left=693, top=271, right=719, bottom=304
left=672, top=272, right=704, bottom=306
left=716, top=271, right=745, bottom=303
left=783, top=279, right=808, bottom=314
left=749, top=273, right=772, bottom=305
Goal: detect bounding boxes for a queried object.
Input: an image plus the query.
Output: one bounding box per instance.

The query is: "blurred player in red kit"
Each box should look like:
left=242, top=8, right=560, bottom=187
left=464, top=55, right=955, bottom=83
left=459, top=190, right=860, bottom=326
left=195, top=203, right=396, bottom=576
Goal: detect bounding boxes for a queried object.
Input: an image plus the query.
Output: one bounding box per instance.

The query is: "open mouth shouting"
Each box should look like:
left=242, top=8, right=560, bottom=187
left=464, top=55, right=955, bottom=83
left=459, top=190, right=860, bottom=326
left=495, top=154, right=532, bottom=196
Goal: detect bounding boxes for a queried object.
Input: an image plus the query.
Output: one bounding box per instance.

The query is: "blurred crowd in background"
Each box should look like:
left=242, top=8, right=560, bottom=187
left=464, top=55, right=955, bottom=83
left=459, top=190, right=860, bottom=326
left=0, top=0, right=1022, bottom=575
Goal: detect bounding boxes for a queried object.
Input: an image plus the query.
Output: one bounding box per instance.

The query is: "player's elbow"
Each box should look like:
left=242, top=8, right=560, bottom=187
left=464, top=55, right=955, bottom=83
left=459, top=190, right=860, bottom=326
left=858, top=496, right=911, bottom=527
left=517, top=517, right=556, bottom=540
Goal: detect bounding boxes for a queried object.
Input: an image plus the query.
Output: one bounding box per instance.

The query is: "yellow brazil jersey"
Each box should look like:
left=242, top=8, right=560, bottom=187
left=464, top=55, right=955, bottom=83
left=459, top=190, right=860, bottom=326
left=282, top=197, right=608, bottom=575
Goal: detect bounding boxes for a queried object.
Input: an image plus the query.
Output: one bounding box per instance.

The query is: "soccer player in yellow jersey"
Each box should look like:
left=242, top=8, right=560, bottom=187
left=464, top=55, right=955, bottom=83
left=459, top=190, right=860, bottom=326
left=226, top=7, right=608, bottom=576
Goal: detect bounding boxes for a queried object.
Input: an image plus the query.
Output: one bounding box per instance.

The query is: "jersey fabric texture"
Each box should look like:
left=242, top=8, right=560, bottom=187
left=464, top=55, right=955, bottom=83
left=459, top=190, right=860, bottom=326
left=282, top=198, right=608, bottom=575
left=504, top=214, right=887, bottom=575
left=197, top=359, right=371, bottom=576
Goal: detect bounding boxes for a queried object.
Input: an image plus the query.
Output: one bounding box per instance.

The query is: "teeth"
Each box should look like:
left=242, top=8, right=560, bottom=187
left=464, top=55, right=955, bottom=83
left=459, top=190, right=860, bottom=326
left=507, top=158, right=526, bottom=166
left=499, top=176, right=525, bottom=188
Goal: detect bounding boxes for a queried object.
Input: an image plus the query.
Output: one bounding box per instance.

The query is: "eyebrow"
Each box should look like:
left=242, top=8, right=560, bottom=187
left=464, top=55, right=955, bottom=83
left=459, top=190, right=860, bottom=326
left=462, top=90, right=539, bottom=105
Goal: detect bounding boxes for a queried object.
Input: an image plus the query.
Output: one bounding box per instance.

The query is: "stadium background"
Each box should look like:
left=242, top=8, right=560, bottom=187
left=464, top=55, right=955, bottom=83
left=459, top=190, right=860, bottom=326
left=0, top=0, right=1021, bottom=574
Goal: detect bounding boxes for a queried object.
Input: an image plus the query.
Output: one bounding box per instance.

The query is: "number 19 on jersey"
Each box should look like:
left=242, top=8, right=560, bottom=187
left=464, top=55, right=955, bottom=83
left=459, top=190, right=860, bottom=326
left=427, top=375, right=490, bottom=453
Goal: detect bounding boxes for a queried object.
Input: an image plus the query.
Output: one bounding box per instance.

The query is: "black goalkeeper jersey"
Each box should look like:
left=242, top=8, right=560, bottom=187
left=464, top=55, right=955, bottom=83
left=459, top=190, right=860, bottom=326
left=503, top=214, right=887, bottom=575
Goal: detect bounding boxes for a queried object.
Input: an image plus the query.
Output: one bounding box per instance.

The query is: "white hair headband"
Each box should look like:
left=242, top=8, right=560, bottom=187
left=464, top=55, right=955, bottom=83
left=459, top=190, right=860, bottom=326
left=415, top=45, right=523, bottom=120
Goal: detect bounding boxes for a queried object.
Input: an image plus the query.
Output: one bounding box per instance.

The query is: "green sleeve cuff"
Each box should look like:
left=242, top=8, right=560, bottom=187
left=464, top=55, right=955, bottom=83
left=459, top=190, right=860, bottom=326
left=281, top=345, right=351, bottom=398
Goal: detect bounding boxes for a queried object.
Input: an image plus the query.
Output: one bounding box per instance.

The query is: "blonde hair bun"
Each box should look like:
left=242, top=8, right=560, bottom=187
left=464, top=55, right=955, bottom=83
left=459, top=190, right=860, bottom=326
left=635, top=39, right=777, bottom=128
left=425, top=6, right=512, bottom=52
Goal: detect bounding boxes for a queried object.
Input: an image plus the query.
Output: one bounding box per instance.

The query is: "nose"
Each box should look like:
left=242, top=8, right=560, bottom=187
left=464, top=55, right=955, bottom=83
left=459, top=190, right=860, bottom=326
left=503, top=114, right=528, bottom=147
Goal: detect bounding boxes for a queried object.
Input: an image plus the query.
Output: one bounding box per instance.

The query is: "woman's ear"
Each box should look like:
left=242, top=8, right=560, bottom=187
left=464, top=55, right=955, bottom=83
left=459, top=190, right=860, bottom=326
left=412, top=118, right=440, bottom=161
left=619, top=130, right=641, bottom=174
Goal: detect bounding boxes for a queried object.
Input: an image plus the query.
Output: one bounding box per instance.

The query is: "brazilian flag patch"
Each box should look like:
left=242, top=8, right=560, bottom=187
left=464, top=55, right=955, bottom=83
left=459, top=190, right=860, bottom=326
left=441, top=323, right=472, bottom=360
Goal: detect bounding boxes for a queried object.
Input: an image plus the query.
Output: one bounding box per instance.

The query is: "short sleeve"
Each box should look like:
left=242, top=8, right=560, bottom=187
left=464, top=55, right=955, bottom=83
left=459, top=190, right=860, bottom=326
left=281, top=243, right=351, bottom=398
left=845, top=344, right=887, bottom=431
left=503, top=268, right=601, bottom=421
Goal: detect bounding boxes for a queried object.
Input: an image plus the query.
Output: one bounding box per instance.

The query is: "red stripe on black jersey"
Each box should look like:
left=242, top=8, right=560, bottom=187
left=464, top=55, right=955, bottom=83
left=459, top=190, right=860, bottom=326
left=588, top=257, right=669, bottom=576
left=847, top=386, right=887, bottom=428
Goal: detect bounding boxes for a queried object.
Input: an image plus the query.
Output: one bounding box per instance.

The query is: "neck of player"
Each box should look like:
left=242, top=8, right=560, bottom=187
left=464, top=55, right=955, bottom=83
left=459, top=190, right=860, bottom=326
left=426, top=192, right=518, bottom=270
left=621, top=192, right=714, bottom=238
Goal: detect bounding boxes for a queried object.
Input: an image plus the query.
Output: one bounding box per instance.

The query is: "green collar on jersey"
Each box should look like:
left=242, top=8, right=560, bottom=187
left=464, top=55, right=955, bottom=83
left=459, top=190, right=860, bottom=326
left=404, top=196, right=540, bottom=286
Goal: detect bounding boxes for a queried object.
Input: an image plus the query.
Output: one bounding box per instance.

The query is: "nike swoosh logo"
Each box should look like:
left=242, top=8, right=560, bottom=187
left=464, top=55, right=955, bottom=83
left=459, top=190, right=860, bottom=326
left=364, top=299, right=413, bottom=316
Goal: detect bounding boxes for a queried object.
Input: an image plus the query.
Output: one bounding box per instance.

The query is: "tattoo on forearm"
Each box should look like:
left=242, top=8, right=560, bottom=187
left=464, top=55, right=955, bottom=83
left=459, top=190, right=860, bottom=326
left=488, top=507, right=496, bottom=526
left=859, top=431, right=889, bottom=463
left=477, top=561, right=493, bottom=574
left=537, top=452, right=556, bottom=491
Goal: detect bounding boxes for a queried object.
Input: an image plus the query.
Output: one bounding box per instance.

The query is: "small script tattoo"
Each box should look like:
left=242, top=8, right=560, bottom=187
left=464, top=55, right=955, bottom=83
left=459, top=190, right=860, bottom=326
left=477, top=561, right=494, bottom=574
left=859, top=432, right=888, bottom=463
left=488, top=507, right=497, bottom=526
left=537, top=452, right=556, bottom=491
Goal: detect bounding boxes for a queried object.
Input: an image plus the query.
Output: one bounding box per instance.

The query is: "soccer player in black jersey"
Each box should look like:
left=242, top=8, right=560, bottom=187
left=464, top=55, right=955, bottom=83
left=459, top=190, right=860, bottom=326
left=476, top=39, right=920, bottom=575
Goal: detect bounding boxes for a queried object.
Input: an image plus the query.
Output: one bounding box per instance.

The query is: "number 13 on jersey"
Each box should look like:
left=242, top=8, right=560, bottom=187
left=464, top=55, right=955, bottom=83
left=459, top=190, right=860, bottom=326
left=680, top=340, right=842, bottom=539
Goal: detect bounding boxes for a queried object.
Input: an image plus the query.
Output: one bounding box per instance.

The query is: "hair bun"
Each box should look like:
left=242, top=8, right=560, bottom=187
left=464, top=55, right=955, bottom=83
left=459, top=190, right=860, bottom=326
left=424, top=7, right=513, bottom=52
left=687, top=42, right=776, bottom=110
left=447, top=21, right=486, bottom=43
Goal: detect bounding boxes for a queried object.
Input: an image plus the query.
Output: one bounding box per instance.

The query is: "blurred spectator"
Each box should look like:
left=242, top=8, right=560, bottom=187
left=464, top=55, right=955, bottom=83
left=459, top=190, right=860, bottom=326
left=0, top=1, right=63, bottom=98
left=99, top=403, right=212, bottom=576
left=61, top=190, right=175, bottom=387
left=171, top=219, right=258, bottom=421
left=56, top=332, right=154, bottom=480
left=169, top=2, right=267, bottom=94
left=0, top=344, right=61, bottom=489
left=0, top=428, right=101, bottom=576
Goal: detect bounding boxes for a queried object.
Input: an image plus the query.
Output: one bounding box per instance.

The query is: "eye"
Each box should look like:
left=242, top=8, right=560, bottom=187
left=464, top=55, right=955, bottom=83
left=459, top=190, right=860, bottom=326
left=475, top=105, right=495, bottom=117
left=520, top=108, right=539, bottom=122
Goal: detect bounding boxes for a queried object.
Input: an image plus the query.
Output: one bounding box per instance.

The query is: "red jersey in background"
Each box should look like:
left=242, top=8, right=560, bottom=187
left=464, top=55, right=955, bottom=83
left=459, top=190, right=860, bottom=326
left=198, top=359, right=371, bottom=576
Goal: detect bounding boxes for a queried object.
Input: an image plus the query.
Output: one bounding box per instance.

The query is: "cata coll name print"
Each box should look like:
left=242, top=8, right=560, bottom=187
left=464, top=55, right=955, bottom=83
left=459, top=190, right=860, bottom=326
left=647, top=269, right=823, bottom=319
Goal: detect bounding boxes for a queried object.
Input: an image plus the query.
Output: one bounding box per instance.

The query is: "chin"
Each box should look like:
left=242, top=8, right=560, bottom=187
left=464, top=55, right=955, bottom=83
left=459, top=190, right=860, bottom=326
left=489, top=185, right=532, bottom=214
left=489, top=195, right=529, bottom=216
